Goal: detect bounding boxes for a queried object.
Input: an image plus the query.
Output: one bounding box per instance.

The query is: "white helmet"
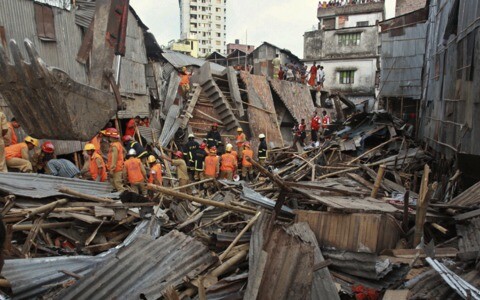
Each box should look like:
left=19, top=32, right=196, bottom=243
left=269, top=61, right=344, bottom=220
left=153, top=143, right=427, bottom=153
left=127, top=148, right=137, bottom=156
left=188, top=133, right=195, bottom=138
left=259, top=133, right=266, bottom=139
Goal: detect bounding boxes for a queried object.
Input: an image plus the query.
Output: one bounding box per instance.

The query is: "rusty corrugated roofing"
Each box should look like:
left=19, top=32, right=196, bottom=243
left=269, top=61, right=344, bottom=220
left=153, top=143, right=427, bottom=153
left=59, top=231, right=217, bottom=300
left=269, top=79, right=316, bottom=122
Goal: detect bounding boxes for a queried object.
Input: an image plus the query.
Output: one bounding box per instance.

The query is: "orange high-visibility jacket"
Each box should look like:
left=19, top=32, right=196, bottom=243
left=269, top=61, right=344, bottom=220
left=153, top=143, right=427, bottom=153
left=236, top=133, right=246, bottom=148
left=220, top=153, right=237, bottom=171
left=107, top=142, right=124, bottom=172
left=204, top=155, right=219, bottom=177
left=242, top=149, right=254, bottom=167
left=124, top=157, right=144, bottom=183
left=148, top=163, right=163, bottom=185
left=7, top=122, right=17, bottom=145
left=5, top=142, right=28, bottom=160
left=90, top=135, right=102, bottom=155
left=89, top=152, right=107, bottom=182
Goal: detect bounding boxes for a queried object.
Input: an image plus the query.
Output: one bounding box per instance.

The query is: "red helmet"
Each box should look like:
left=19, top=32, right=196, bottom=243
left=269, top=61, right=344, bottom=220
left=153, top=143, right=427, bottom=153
left=200, top=143, right=206, bottom=149
left=122, top=135, right=132, bottom=142
left=42, top=141, right=55, bottom=153
left=174, top=151, right=183, bottom=158
left=105, top=128, right=119, bottom=138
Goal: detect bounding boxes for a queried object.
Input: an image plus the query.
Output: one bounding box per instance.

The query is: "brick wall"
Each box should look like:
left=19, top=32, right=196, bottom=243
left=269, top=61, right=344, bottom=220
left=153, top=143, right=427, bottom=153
left=396, top=0, right=427, bottom=16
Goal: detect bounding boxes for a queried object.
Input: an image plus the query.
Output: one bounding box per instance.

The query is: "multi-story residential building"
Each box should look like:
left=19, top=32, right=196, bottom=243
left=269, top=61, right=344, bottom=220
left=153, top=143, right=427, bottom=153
left=304, top=1, right=385, bottom=109
left=179, top=0, right=227, bottom=57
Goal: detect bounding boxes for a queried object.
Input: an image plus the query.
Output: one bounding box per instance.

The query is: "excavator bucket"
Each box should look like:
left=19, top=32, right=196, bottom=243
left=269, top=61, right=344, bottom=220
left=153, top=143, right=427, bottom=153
left=0, top=39, right=118, bottom=141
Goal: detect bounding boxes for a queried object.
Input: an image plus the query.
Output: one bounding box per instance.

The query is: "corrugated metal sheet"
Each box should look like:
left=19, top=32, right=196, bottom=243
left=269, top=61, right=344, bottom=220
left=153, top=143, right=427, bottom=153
left=34, top=0, right=71, bottom=10
left=457, top=217, right=480, bottom=255
left=449, top=180, right=480, bottom=206
left=240, top=186, right=294, bottom=216
left=295, top=210, right=402, bottom=254
left=161, top=50, right=226, bottom=75
left=269, top=79, right=316, bottom=123
left=0, top=173, right=115, bottom=199
left=60, top=230, right=217, bottom=300
left=239, top=71, right=284, bottom=151
left=74, top=0, right=95, bottom=28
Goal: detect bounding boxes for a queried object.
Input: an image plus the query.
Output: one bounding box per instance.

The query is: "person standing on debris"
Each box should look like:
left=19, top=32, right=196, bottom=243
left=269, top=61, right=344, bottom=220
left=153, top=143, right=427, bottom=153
left=292, top=119, right=307, bottom=147
left=235, top=127, right=246, bottom=160
left=321, top=110, right=331, bottom=135
left=105, top=128, right=125, bottom=192
left=123, top=149, right=147, bottom=194
left=84, top=143, right=107, bottom=182
left=286, top=65, right=295, bottom=81
left=163, top=151, right=190, bottom=193
left=272, top=54, right=281, bottom=79
left=317, top=66, right=325, bottom=91
left=0, top=112, right=8, bottom=173
left=308, top=62, right=318, bottom=87
left=206, top=123, right=222, bottom=148
left=258, top=134, right=268, bottom=166
left=193, top=142, right=208, bottom=182
left=241, top=142, right=254, bottom=181
left=147, top=155, right=162, bottom=186
left=122, top=135, right=148, bottom=161
left=204, top=146, right=220, bottom=180
left=311, top=111, right=321, bottom=145
left=220, top=144, right=237, bottom=180
left=5, top=136, right=38, bottom=173
left=6, top=118, right=19, bottom=146
left=179, top=67, right=191, bottom=98
left=183, top=133, right=199, bottom=179
left=125, top=116, right=140, bottom=138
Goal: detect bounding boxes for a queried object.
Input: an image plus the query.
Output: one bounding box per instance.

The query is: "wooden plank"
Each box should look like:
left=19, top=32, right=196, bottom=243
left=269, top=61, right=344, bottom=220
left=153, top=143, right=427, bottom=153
left=454, top=208, right=480, bottom=221
left=66, top=212, right=103, bottom=224
left=383, top=290, right=409, bottom=300
left=381, top=247, right=458, bottom=258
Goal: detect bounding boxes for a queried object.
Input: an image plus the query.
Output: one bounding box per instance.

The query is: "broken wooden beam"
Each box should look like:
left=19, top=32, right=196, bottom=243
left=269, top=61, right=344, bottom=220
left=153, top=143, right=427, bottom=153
left=219, top=211, right=261, bottom=261
left=246, top=157, right=292, bottom=192
left=13, top=222, right=72, bottom=231
left=371, top=164, right=386, bottom=198
left=59, top=187, right=115, bottom=203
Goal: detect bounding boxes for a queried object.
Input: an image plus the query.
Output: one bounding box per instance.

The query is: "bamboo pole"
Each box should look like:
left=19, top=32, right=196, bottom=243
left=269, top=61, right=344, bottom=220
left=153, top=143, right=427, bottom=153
left=346, top=137, right=399, bottom=165
left=219, top=211, right=261, bottom=261
left=13, top=222, right=72, bottom=231
left=371, top=164, right=386, bottom=198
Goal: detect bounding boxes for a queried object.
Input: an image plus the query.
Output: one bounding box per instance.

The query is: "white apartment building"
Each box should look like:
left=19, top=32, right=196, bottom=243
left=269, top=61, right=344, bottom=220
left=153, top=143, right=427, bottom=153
left=179, top=0, right=227, bottom=57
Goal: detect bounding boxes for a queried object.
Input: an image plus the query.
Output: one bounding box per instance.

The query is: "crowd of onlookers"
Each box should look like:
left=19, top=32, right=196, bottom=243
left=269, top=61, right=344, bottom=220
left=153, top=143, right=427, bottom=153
left=318, top=0, right=383, bottom=9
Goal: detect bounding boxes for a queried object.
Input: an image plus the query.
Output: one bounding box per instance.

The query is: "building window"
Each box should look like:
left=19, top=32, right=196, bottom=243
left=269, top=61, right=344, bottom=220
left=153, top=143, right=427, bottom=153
left=338, top=33, right=361, bottom=46
left=34, top=3, right=56, bottom=41
left=357, top=21, right=369, bottom=27
left=216, top=41, right=221, bottom=46
left=339, top=71, right=355, bottom=84
left=323, top=18, right=335, bottom=30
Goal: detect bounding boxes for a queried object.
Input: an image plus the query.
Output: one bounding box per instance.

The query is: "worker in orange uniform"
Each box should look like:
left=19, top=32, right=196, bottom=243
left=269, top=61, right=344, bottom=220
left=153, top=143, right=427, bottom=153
left=147, top=155, right=163, bottom=186
left=235, top=127, right=246, bottom=159
left=241, top=141, right=254, bottom=182
left=179, top=67, right=191, bottom=98
left=125, top=116, right=140, bottom=137
left=83, top=143, right=107, bottom=182
left=0, top=112, right=8, bottom=172
left=5, top=136, right=38, bottom=172
left=220, top=144, right=237, bottom=180
left=123, top=149, right=147, bottom=194
left=163, top=151, right=190, bottom=193
left=6, top=118, right=20, bottom=146
left=105, top=128, right=125, bottom=192
left=204, top=146, right=219, bottom=192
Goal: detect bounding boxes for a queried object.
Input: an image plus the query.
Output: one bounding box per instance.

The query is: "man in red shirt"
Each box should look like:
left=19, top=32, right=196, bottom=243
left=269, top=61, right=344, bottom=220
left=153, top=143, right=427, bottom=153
left=125, top=116, right=140, bottom=137
left=310, top=111, right=321, bottom=145
left=321, top=110, right=331, bottom=136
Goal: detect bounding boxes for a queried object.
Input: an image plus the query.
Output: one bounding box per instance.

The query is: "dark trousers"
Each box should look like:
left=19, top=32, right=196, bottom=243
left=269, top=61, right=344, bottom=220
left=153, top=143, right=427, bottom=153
left=311, top=129, right=318, bottom=142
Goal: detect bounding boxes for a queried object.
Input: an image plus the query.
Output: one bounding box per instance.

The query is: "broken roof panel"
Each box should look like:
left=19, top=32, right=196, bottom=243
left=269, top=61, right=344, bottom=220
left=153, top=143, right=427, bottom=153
left=0, top=173, right=115, bottom=199
left=161, top=50, right=226, bottom=75
left=60, top=231, right=217, bottom=300
left=269, top=79, right=316, bottom=122
left=449, top=180, right=480, bottom=207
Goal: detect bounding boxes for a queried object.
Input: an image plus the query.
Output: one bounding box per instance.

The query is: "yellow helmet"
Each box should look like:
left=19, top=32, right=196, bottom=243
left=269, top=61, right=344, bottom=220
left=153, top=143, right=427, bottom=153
left=147, top=155, right=157, bottom=163
left=226, top=143, right=233, bottom=151
left=237, top=127, right=243, bottom=132
left=24, top=136, right=39, bottom=147
left=84, top=143, right=96, bottom=151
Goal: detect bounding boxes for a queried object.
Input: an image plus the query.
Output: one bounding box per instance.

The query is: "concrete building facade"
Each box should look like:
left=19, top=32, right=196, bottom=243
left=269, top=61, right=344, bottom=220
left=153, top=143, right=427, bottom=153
left=167, top=35, right=199, bottom=58
left=226, top=39, right=255, bottom=55
left=179, top=0, right=227, bottom=57
left=304, top=2, right=384, bottom=109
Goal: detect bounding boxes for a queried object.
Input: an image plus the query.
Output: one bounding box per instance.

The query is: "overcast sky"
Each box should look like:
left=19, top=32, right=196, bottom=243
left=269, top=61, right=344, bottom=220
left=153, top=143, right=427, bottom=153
left=130, top=0, right=320, bottom=58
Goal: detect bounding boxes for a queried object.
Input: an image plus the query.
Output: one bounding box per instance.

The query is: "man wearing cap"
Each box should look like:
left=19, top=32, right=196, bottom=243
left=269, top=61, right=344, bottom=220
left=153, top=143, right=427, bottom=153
left=83, top=143, right=107, bottom=182
left=206, top=123, right=222, bottom=148
left=105, top=128, right=125, bottom=192
left=0, top=112, right=9, bottom=172
left=183, top=133, right=199, bottom=179
left=147, top=155, right=162, bottom=186
left=235, top=127, right=246, bottom=162
left=220, top=144, right=237, bottom=180
left=258, top=134, right=268, bottom=166
left=123, top=149, right=147, bottom=194
left=5, top=136, right=38, bottom=172
left=241, top=142, right=254, bottom=181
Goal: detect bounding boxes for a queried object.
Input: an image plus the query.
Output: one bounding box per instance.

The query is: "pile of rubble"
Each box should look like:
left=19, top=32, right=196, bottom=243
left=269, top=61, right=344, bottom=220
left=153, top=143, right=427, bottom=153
left=0, top=112, right=478, bottom=300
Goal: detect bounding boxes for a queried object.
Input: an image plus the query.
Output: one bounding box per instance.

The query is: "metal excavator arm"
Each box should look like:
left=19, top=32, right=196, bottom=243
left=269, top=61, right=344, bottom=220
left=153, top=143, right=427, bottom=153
left=0, top=0, right=129, bottom=141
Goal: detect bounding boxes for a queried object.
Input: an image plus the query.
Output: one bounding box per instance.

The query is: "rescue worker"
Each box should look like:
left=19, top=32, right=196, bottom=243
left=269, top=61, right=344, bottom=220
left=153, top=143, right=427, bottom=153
left=311, top=111, right=321, bottom=145
left=163, top=151, right=190, bottom=194
left=241, top=142, right=254, bottom=181
left=105, top=128, right=125, bottom=192
left=321, top=110, right=331, bottom=136
left=0, top=112, right=8, bottom=172
left=123, top=149, right=147, bottom=194
left=84, top=143, right=107, bottom=182
left=258, top=134, right=268, bottom=166
left=147, top=155, right=163, bottom=186
left=6, top=118, right=19, bottom=146
left=179, top=67, right=191, bottom=98
left=220, top=144, right=237, bottom=180
left=5, top=136, right=38, bottom=172
left=183, top=133, right=199, bottom=179
left=125, top=116, right=140, bottom=137
left=193, top=143, right=208, bottom=182
left=204, top=146, right=219, bottom=191
left=206, top=123, right=222, bottom=148
left=122, top=135, right=148, bottom=160
left=90, top=131, right=105, bottom=157
left=35, top=141, right=56, bottom=173
left=235, top=127, right=247, bottom=157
